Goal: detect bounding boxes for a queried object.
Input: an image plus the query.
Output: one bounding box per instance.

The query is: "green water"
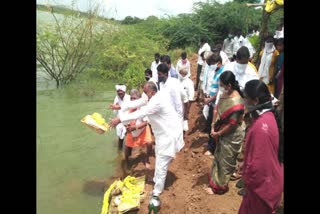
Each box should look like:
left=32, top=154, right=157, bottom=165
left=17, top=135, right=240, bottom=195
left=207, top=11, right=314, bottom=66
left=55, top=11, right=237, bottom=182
left=37, top=81, right=121, bottom=214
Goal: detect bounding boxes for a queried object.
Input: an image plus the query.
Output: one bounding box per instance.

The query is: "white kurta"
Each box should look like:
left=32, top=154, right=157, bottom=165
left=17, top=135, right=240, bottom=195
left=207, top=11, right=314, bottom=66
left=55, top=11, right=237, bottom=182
left=119, top=91, right=184, bottom=157
left=179, top=76, right=195, bottom=103
left=220, top=50, right=230, bottom=66
left=197, top=43, right=211, bottom=65
left=224, top=61, right=259, bottom=91
left=113, top=94, right=130, bottom=139
left=159, top=77, right=183, bottom=119
left=222, top=38, right=235, bottom=59
left=151, top=61, right=161, bottom=82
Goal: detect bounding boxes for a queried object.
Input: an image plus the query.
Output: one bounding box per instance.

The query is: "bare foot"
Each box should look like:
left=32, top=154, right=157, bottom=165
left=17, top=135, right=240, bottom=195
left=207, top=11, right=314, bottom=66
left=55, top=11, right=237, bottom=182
left=203, top=186, right=214, bottom=195
left=145, top=162, right=151, bottom=169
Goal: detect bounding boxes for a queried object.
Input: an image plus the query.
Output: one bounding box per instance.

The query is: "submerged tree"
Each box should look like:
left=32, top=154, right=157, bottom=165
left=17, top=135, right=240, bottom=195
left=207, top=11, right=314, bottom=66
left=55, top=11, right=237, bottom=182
left=36, top=5, right=101, bottom=88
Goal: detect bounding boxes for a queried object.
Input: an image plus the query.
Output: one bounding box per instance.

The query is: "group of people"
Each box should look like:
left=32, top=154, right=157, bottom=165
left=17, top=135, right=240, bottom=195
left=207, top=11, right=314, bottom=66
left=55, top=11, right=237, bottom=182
left=109, top=52, right=195, bottom=211
left=107, top=29, right=284, bottom=213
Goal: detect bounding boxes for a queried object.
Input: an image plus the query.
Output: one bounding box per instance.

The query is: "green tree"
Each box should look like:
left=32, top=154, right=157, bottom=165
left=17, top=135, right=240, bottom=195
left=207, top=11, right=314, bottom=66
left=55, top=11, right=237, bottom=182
left=193, top=1, right=261, bottom=44
left=121, top=16, right=143, bottom=25
left=159, top=14, right=208, bottom=49
left=37, top=7, right=102, bottom=88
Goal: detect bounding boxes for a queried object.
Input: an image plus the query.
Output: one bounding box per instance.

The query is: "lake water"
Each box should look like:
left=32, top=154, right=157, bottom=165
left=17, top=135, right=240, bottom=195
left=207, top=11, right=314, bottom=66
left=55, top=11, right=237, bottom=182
left=37, top=81, right=122, bottom=214
left=37, top=9, right=126, bottom=214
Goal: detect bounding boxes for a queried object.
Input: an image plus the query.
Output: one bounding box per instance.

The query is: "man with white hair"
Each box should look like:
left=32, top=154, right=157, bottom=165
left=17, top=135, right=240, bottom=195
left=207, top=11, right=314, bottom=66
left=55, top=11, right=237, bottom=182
left=110, top=84, right=130, bottom=150
left=177, top=67, right=194, bottom=133
left=110, top=81, right=184, bottom=209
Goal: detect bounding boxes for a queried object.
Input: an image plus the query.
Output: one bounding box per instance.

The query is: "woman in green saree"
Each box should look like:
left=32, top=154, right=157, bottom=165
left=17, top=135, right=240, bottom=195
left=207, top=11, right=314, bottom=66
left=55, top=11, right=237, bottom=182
left=205, top=71, right=246, bottom=194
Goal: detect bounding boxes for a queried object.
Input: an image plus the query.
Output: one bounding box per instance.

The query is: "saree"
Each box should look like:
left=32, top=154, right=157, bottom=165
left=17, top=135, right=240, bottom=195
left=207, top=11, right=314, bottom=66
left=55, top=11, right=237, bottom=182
left=125, top=109, right=152, bottom=148
left=208, top=95, right=245, bottom=194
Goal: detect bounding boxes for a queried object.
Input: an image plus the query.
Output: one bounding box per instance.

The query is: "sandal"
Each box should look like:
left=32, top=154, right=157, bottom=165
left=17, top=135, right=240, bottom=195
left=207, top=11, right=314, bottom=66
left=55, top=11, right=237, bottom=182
left=230, top=172, right=241, bottom=181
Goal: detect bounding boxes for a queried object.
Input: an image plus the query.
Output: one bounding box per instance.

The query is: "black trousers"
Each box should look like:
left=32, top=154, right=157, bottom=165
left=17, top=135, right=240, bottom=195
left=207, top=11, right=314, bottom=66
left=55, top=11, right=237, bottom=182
left=195, top=64, right=202, bottom=90
left=207, top=104, right=216, bottom=153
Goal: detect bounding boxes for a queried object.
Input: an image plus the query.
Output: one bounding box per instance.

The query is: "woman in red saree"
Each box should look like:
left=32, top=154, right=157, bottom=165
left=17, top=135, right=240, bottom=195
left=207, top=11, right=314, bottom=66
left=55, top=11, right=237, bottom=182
left=205, top=71, right=245, bottom=194
left=238, top=80, right=283, bottom=214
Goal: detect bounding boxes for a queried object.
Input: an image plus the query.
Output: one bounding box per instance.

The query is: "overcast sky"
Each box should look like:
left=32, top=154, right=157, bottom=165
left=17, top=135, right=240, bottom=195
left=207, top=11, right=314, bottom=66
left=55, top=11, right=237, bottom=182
left=37, top=0, right=232, bottom=20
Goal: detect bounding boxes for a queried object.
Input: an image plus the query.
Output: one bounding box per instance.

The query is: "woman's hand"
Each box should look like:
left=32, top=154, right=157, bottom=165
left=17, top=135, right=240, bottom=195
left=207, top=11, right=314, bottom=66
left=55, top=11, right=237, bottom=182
left=210, top=128, right=220, bottom=140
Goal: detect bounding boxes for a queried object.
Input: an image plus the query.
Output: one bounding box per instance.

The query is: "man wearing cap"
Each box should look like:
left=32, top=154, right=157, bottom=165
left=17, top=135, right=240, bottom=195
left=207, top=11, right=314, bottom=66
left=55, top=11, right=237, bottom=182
left=111, top=84, right=130, bottom=150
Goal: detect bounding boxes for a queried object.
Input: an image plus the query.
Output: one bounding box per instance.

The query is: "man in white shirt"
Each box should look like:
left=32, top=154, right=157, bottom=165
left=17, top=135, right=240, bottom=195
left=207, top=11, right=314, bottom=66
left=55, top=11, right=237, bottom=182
left=233, top=31, right=245, bottom=58
left=161, top=55, right=178, bottom=79
left=150, top=53, right=161, bottom=82
left=110, top=81, right=184, bottom=207
left=145, top=68, right=158, bottom=90
left=176, top=51, right=191, bottom=78
left=222, top=32, right=235, bottom=61
left=196, top=38, right=211, bottom=90
left=177, top=67, right=194, bottom=132
left=110, top=84, right=131, bottom=150
left=224, top=46, right=259, bottom=92
left=274, top=24, right=284, bottom=39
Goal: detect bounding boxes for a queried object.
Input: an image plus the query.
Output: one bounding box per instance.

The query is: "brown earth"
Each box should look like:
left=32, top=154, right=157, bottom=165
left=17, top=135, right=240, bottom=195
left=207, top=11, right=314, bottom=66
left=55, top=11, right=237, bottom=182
left=106, top=54, right=284, bottom=214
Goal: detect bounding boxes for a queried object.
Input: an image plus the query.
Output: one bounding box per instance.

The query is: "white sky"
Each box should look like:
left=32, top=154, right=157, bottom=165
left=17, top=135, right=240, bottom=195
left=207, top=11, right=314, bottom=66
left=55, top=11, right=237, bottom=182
left=37, top=0, right=232, bottom=20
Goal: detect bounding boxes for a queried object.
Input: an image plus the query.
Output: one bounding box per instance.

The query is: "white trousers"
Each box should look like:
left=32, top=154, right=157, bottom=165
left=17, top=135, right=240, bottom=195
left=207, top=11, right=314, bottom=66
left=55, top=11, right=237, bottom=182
left=152, top=154, right=173, bottom=196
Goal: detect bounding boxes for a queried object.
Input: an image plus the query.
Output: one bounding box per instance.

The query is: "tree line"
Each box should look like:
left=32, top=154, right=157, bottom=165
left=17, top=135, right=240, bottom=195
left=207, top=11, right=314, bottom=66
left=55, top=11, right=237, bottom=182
left=37, top=1, right=282, bottom=89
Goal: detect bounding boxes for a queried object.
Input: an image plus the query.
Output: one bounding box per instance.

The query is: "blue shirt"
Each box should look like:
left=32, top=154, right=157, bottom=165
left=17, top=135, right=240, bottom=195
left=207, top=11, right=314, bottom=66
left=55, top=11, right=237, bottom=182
left=209, top=65, right=224, bottom=97
left=169, top=67, right=178, bottom=79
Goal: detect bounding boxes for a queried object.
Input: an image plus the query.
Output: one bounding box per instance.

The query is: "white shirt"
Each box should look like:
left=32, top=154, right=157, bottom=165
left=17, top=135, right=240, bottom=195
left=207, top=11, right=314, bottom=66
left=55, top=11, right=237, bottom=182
left=220, top=50, right=230, bottom=66
left=159, top=77, right=183, bottom=119
left=197, top=43, right=211, bottom=65
left=274, top=27, right=284, bottom=39
left=224, top=61, right=259, bottom=91
left=176, top=59, right=191, bottom=78
left=120, top=91, right=184, bottom=157
left=222, top=38, right=235, bottom=59
left=113, top=94, right=131, bottom=117
left=121, top=93, right=148, bottom=113
left=130, top=113, right=149, bottom=137
left=243, top=37, right=256, bottom=58
left=151, top=61, right=161, bottom=82
left=233, top=35, right=245, bottom=55
left=178, top=76, right=195, bottom=103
